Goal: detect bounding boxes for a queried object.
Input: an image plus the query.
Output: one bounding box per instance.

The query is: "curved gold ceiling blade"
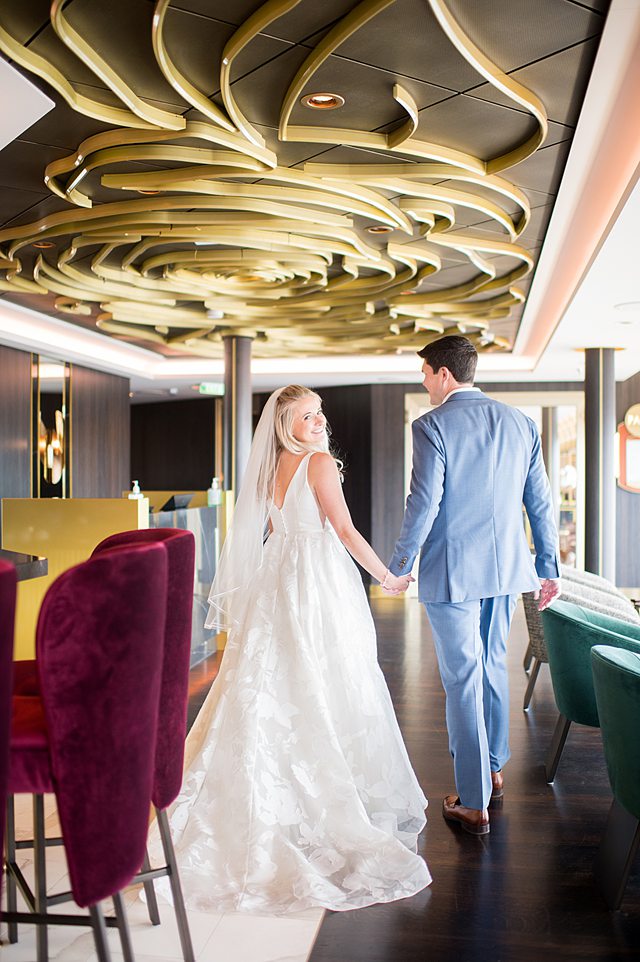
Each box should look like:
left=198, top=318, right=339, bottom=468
left=37, top=254, right=178, bottom=305
left=284, top=125, right=485, bottom=173
left=49, top=0, right=186, bottom=130
left=0, top=23, right=161, bottom=129
left=304, top=162, right=531, bottom=235
left=428, top=227, right=534, bottom=271
left=96, top=317, right=171, bottom=344
left=390, top=182, right=516, bottom=238
left=2, top=194, right=365, bottom=251
left=101, top=172, right=407, bottom=232
left=387, top=84, right=419, bottom=149
left=44, top=124, right=277, bottom=203
left=50, top=147, right=272, bottom=208
left=221, top=0, right=305, bottom=148
left=152, top=0, right=235, bottom=132
left=427, top=0, right=548, bottom=172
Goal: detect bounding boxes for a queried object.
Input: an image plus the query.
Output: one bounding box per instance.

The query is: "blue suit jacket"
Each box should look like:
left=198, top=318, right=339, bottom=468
left=389, top=391, right=560, bottom=603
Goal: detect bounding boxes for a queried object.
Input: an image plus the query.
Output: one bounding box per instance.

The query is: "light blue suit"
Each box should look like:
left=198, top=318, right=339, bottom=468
left=389, top=390, right=559, bottom=809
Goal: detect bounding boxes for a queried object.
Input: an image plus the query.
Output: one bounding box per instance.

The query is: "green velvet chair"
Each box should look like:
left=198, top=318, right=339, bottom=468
left=541, top=600, right=640, bottom=782
left=591, top=645, right=640, bottom=909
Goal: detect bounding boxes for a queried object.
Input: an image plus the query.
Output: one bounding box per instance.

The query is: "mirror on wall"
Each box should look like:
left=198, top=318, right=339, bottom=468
left=32, top=354, right=71, bottom=498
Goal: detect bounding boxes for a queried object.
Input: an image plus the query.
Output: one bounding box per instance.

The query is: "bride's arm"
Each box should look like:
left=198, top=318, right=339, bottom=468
left=308, top=452, right=407, bottom=587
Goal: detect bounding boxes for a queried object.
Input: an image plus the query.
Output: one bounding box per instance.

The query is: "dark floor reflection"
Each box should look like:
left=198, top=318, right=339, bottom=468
left=308, top=597, right=640, bottom=962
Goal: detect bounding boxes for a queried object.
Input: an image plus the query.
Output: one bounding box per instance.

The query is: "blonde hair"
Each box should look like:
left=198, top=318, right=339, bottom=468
left=274, top=385, right=328, bottom=457
left=260, top=385, right=342, bottom=496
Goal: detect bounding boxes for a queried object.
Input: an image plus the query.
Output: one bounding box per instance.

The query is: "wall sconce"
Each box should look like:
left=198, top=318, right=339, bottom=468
left=38, top=409, right=65, bottom=485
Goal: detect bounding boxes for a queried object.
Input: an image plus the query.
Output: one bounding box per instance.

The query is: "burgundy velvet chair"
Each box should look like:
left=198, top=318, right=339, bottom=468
left=92, top=528, right=196, bottom=962
left=0, top=560, right=17, bottom=908
left=4, top=543, right=167, bottom=962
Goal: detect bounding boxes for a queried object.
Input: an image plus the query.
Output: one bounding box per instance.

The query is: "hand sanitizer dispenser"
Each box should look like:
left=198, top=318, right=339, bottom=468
left=207, top=477, right=222, bottom=506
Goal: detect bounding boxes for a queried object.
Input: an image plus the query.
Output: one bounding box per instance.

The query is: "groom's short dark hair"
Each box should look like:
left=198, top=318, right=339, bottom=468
left=417, top=335, right=478, bottom=383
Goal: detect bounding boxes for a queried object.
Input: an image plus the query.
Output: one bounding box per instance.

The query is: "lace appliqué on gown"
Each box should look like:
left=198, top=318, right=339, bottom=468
left=169, top=454, right=431, bottom=913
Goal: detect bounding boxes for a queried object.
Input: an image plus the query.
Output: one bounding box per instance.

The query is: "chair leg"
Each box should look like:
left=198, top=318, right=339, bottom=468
left=142, top=849, right=161, bottom=925
left=157, top=808, right=195, bottom=962
left=113, top=892, right=135, bottom=962
left=33, top=795, right=49, bottom=962
left=545, top=714, right=571, bottom=783
left=6, top=795, right=19, bottom=943
left=89, top=904, right=113, bottom=962
left=523, top=641, right=533, bottom=673
left=595, top=798, right=640, bottom=910
left=523, top=658, right=542, bottom=710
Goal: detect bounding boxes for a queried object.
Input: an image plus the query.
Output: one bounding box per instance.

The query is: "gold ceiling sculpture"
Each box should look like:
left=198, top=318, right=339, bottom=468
left=0, top=0, right=550, bottom=358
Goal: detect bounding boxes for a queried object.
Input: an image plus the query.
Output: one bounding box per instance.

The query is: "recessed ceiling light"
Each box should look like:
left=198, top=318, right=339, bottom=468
left=365, top=225, right=393, bottom=234
left=300, top=92, right=345, bottom=110
left=32, top=240, right=54, bottom=249
left=137, top=189, right=160, bottom=195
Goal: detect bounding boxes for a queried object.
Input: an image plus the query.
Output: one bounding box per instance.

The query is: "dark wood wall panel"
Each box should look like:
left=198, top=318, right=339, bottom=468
left=616, top=371, right=640, bottom=586
left=319, top=386, right=373, bottom=548
left=131, top=398, right=216, bottom=491
left=71, top=365, right=130, bottom=498
left=0, top=344, right=31, bottom=503
left=371, top=384, right=407, bottom=562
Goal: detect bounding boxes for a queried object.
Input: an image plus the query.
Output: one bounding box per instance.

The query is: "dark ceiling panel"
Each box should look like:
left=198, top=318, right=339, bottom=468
left=16, top=90, right=113, bottom=150
left=447, top=0, right=604, bottom=77
left=170, top=0, right=360, bottom=45
left=288, top=55, right=456, bottom=131
left=508, top=138, right=572, bottom=193
left=163, top=5, right=294, bottom=100
left=336, top=0, right=480, bottom=91
left=467, top=36, right=602, bottom=127
left=1, top=193, right=72, bottom=231
left=392, top=95, right=571, bottom=162
left=0, top=140, right=69, bottom=191
left=0, top=1, right=51, bottom=45
left=0, top=185, right=51, bottom=229
left=46, top=0, right=187, bottom=108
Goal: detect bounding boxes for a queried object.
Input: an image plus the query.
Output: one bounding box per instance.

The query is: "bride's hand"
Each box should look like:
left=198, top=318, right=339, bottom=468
left=382, top=571, right=414, bottom=594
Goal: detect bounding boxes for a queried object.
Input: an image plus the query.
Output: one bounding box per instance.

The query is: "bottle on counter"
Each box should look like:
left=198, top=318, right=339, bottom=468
left=207, top=477, right=222, bottom=506
left=128, top=480, right=143, bottom=499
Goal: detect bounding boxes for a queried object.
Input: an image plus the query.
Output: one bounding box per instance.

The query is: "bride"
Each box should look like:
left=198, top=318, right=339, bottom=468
left=169, top=385, right=431, bottom=914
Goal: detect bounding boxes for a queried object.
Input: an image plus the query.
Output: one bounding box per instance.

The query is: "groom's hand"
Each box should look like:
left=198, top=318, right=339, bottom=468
left=381, top=571, right=415, bottom=595
left=536, top=578, right=561, bottom=611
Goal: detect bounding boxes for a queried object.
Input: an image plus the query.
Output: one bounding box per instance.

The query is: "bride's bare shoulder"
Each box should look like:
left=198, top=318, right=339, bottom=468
left=307, top=451, right=338, bottom=479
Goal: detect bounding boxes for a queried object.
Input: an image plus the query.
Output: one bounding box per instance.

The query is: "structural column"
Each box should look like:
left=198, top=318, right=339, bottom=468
left=541, top=406, right=560, bottom=526
left=584, top=348, right=616, bottom=579
left=222, top=335, right=252, bottom=496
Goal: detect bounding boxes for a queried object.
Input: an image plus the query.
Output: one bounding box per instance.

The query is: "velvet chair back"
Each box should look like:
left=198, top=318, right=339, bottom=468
left=92, top=528, right=195, bottom=809
left=592, top=646, right=640, bottom=820
left=38, top=544, right=167, bottom=907
left=542, top=600, right=640, bottom=727
left=0, top=560, right=17, bottom=903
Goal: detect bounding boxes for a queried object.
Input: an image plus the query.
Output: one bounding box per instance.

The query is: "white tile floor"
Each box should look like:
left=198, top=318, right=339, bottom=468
left=1, top=795, right=324, bottom=962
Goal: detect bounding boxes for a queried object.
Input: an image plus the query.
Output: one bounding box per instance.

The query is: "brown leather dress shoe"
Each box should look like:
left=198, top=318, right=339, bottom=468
left=491, top=770, right=504, bottom=799
left=442, top=795, right=490, bottom=835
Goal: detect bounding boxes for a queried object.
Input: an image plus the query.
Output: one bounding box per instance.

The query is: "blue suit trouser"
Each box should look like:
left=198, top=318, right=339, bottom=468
left=425, top=595, right=518, bottom=811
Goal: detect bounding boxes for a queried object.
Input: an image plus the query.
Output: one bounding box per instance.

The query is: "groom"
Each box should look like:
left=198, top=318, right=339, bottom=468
left=384, top=335, right=560, bottom=835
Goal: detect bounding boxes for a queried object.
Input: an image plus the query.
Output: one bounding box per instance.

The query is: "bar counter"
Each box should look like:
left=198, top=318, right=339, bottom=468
left=0, top=548, right=47, bottom=582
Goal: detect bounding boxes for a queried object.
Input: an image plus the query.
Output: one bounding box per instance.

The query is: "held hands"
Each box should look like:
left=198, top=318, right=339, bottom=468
left=381, top=570, right=415, bottom=595
left=535, top=578, right=561, bottom=611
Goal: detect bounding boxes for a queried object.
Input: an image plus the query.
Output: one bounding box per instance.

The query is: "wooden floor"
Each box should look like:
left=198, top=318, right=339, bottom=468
left=306, top=597, right=640, bottom=962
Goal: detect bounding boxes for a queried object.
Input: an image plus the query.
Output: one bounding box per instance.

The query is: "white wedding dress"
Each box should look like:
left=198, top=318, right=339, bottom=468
left=169, top=453, right=431, bottom=914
